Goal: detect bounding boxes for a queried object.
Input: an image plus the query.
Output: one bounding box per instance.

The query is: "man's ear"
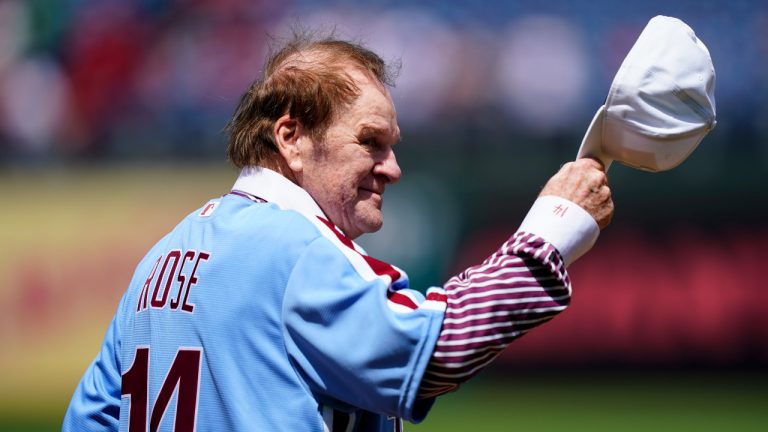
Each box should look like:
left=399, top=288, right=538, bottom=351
left=273, top=114, right=304, bottom=173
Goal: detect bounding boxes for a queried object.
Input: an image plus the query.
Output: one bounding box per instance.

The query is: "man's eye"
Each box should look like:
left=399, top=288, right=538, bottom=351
left=361, top=138, right=378, bottom=148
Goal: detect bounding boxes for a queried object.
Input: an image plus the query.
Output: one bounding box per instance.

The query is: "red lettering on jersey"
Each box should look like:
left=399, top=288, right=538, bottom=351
left=151, top=250, right=181, bottom=309
left=137, top=256, right=163, bottom=312
left=180, top=252, right=210, bottom=313
left=136, top=250, right=211, bottom=314
left=553, top=204, right=569, bottom=217
left=199, top=202, right=217, bottom=217
left=170, top=251, right=197, bottom=310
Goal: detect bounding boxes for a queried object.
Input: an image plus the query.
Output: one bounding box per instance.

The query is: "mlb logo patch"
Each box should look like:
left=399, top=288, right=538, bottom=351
left=199, top=201, right=219, bottom=217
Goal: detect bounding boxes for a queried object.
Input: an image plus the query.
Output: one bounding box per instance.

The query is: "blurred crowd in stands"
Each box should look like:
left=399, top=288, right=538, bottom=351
left=0, top=0, right=766, bottom=163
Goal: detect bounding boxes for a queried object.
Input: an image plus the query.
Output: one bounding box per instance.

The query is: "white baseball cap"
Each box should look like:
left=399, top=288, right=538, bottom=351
left=577, top=16, right=717, bottom=172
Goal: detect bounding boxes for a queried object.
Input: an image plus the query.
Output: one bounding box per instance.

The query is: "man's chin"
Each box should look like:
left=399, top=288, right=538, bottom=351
left=349, top=213, right=383, bottom=239
left=366, top=220, right=384, bottom=233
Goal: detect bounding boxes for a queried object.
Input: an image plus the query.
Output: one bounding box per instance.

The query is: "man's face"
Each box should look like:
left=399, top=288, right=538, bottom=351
left=297, top=67, right=401, bottom=239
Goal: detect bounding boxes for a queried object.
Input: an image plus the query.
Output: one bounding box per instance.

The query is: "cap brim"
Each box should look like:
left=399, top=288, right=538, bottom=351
left=601, top=116, right=705, bottom=172
left=577, top=105, right=613, bottom=170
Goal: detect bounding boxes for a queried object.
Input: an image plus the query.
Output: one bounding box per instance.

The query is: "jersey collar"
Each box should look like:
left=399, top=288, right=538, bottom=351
left=231, top=167, right=327, bottom=219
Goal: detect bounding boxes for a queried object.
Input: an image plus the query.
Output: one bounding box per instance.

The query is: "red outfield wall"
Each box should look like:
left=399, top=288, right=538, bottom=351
left=452, top=227, right=768, bottom=368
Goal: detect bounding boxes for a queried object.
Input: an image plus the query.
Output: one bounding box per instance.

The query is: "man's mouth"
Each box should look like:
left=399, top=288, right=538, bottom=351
left=360, top=187, right=384, bottom=196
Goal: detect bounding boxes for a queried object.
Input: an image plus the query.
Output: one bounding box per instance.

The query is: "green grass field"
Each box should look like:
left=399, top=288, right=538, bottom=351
left=411, top=371, right=768, bottom=432
left=2, top=371, right=765, bottom=431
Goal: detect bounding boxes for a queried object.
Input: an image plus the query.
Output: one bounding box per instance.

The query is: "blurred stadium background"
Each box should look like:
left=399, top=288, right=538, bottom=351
left=1, top=0, right=767, bottom=430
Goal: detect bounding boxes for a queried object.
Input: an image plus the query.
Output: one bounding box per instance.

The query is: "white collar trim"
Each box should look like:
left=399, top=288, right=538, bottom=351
left=231, top=167, right=326, bottom=219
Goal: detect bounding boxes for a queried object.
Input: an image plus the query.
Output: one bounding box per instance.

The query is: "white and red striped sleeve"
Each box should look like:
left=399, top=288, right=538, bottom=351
left=418, top=196, right=600, bottom=398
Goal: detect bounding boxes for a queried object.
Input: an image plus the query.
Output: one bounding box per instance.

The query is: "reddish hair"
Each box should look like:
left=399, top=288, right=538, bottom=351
left=226, top=33, right=396, bottom=168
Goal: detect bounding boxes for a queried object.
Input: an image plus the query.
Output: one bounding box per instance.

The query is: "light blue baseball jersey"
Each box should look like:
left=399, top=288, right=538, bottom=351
left=63, top=167, right=447, bottom=432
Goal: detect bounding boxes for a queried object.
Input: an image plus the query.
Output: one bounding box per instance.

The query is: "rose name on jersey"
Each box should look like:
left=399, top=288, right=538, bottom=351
left=136, top=249, right=211, bottom=314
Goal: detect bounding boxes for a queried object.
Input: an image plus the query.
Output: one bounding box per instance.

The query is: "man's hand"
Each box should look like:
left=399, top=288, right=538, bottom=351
left=540, top=158, right=614, bottom=229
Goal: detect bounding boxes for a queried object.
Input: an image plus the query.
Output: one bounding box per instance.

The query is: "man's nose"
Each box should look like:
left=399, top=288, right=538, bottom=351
left=374, top=148, right=402, bottom=184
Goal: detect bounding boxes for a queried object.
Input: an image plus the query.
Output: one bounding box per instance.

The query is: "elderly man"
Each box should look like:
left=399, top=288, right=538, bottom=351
left=63, top=34, right=612, bottom=431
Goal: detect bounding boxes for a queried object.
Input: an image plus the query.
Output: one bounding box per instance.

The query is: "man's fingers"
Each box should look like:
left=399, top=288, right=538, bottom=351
left=576, top=156, right=606, bottom=172
left=540, top=158, right=615, bottom=230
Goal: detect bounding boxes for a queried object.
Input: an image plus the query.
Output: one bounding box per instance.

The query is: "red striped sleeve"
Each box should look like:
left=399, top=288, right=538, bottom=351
left=418, top=231, right=570, bottom=398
